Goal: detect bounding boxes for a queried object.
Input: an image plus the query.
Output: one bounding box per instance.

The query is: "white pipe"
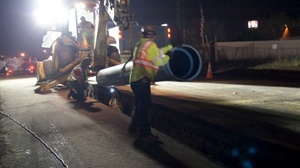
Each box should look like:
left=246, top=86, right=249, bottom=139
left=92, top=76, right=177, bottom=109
left=96, top=45, right=202, bottom=86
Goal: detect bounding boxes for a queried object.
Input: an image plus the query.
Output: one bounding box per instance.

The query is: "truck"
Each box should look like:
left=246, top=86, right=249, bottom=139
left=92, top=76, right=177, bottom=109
left=34, top=0, right=202, bottom=112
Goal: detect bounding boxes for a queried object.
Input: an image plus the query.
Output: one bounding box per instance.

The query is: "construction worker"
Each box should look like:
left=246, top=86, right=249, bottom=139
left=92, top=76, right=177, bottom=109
left=78, top=16, right=94, bottom=48
left=127, top=25, right=173, bottom=141
left=67, top=58, right=92, bottom=101
left=106, top=35, right=120, bottom=66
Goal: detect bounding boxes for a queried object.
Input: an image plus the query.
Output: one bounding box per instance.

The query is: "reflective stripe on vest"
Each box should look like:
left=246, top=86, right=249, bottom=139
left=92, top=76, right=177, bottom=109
left=152, top=49, right=168, bottom=66
left=134, top=59, right=159, bottom=71
left=68, top=69, right=77, bottom=81
left=133, top=41, right=159, bottom=71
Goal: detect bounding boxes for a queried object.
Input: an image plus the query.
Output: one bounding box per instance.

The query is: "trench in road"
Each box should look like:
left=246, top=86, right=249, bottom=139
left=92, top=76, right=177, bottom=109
left=116, top=80, right=300, bottom=168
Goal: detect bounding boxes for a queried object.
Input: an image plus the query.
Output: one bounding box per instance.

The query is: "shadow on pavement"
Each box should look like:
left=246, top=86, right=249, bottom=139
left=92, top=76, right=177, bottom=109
left=68, top=100, right=102, bottom=113
left=134, top=140, right=191, bottom=168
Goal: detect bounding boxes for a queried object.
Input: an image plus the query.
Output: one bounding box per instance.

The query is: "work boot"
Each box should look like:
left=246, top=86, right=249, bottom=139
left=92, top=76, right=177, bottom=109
left=67, top=89, right=75, bottom=100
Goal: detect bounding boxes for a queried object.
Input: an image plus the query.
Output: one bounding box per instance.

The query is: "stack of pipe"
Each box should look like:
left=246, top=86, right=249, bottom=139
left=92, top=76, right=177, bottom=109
left=95, top=45, right=202, bottom=86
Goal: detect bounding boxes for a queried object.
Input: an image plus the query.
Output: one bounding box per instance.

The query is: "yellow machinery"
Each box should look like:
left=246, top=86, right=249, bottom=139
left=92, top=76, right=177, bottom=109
left=34, top=0, right=130, bottom=93
left=34, top=0, right=202, bottom=112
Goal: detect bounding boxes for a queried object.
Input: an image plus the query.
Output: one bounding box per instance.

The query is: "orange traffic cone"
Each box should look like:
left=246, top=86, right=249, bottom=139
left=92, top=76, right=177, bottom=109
left=206, top=61, right=213, bottom=79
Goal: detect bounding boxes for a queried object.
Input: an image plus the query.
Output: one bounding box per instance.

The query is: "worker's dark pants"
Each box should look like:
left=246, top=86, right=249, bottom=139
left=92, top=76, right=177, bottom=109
left=129, top=77, right=152, bottom=137
left=67, top=80, right=86, bottom=100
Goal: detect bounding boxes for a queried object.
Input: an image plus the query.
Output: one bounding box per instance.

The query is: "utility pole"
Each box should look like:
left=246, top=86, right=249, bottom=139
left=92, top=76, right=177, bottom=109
left=200, top=3, right=204, bottom=45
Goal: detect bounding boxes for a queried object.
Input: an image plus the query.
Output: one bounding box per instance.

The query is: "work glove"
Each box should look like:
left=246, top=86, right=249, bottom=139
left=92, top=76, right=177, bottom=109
left=165, top=50, right=174, bottom=59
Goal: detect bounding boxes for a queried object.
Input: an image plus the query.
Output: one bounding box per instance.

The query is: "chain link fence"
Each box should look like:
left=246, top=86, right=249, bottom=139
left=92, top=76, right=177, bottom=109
left=215, top=40, right=300, bottom=71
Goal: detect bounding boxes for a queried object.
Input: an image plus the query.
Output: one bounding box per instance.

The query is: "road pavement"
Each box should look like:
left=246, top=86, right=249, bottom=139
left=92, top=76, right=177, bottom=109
left=0, top=77, right=223, bottom=168
left=115, top=77, right=300, bottom=168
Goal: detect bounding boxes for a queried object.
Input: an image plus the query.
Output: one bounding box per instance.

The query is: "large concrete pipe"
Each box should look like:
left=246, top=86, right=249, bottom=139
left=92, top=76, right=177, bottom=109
left=95, top=45, right=202, bottom=86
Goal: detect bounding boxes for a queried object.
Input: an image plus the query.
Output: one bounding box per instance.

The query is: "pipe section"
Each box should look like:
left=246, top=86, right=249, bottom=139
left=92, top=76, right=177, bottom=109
left=96, top=44, right=202, bottom=86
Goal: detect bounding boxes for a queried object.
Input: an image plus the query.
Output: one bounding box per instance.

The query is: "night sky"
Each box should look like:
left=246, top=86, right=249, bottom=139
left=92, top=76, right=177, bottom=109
left=130, top=0, right=299, bottom=25
left=0, top=0, right=299, bottom=59
left=0, top=0, right=42, bottom=58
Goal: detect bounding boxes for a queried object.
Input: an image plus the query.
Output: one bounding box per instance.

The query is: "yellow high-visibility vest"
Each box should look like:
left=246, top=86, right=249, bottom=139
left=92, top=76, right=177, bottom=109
left=130, top=38, right=173, bottom=82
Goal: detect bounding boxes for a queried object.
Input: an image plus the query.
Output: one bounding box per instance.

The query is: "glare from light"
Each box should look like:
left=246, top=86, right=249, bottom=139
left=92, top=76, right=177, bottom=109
left=248, top=20, right=258, bottom=29
left=282, top=25, right=289, bottom=40
left=34, top=0, right=68, bottom=27
left=75, top=2, right=86, bottom=9
left=167, top=28, right=171, bottom=38
left=110, top=87, right=115, bottom=93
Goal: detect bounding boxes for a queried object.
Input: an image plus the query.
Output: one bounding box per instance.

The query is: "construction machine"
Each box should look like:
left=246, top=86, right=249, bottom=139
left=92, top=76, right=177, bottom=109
left=34, top=0, right=130, bottom=92
left=34, top=0, right=202, bottom=111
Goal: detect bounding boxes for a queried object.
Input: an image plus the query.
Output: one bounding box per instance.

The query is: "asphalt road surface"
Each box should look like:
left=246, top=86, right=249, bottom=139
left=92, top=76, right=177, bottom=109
left=114, top=73, right=300, bottom=168
left=0, top=76, right=224, bottom=168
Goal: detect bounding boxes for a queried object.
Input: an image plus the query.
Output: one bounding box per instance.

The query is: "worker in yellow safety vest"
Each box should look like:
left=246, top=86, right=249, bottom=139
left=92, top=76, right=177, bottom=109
left=67, top=58, right=92, bottom=101
left=127, top=25, right=174, bottom=141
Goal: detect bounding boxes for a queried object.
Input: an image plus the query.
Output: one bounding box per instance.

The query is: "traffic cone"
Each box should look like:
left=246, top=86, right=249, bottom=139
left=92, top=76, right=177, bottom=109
left=206, top=61, right=213, bottom=79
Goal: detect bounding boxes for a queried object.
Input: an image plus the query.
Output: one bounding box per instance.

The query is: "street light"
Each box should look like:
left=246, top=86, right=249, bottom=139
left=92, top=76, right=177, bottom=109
left=20, top=52, right=33, bottom=63
left=18, top=52, right=35, bottom=74
left=281, top=24, right=289, bottom=40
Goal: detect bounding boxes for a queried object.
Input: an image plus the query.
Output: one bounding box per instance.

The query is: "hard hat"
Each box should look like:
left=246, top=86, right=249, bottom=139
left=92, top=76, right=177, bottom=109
left=141, top=26, right=156, bottom=38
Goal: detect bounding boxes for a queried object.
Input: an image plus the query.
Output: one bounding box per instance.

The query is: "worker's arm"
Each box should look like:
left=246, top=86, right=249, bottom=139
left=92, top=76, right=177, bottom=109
left=160, top=44, right=173, bottom=54
left=148, top=43, right=172, bottom=66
